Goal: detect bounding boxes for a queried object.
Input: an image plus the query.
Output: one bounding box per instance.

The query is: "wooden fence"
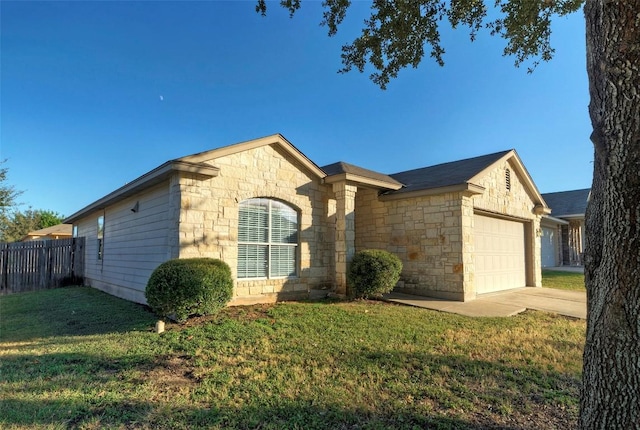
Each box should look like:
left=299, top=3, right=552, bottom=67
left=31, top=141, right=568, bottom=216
left=0, top=237, right=85, bottom=294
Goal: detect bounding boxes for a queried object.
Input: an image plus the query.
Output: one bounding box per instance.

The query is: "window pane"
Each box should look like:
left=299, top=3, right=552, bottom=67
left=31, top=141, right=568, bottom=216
left=271, top=202, right=297, bottom=244
left=238, top=198, right=298, bottom=279
left=238, top=199, right=268, bottom=243
left=270, top=245, right=296, bottom=277
left=97, top=216, right=104, bottom=239
left=237, top=244, right=268, bottom=278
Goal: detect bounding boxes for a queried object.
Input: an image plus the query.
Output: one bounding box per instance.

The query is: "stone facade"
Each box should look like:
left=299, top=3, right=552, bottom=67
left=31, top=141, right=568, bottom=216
left=67, top=136, right=548, bottom=306
left=355, top=158, right=543, bottom=301
left=172, top=144, right=334, bottom=304
left=356, top=190, right=471, bottom=299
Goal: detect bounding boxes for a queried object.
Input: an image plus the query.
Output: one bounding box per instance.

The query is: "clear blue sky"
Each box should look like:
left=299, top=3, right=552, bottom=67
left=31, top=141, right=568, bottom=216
left=1, top=1, right=592, bottom=218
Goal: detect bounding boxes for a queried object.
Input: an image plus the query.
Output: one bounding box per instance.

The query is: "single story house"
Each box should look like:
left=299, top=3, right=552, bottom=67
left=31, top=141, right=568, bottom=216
left=64, top=134, right=550, bottom=305
left=22, top=223, right=73, bottom=241
left=540, top=188, right=590, bottom=267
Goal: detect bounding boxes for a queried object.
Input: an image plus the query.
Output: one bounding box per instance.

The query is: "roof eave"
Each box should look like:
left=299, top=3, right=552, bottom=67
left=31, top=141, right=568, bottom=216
left=534, top=204, right=552, bottom=215
left=323, top=172, right=403, bottom=190
left=379, top=183, right=485, bottom=201
left=180, top=134, right=327, bottom=179
left=555, top=213, right=585, bottom=219
left=541, top=215, right=570, bottom=225
left=468, top=149, right=549, bottom=210
left=64, top=160, right=219, bottom=224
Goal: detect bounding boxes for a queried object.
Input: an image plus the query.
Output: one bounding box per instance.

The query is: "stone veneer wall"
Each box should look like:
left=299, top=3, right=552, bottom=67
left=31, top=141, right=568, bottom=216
left=355, top=189, right=469, bottom=300
left=171, top=144, right=333, bottom=304
left=355, top=158, right=544, bottom=300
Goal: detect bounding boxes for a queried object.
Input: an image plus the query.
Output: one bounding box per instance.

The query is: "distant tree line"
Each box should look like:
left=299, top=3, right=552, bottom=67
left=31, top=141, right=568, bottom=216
left=0, top=161, right=64, bottom=242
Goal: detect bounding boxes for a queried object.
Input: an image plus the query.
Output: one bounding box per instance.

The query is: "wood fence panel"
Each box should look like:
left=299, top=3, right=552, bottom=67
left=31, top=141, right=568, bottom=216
left=0, top=237, right=85, bottom=294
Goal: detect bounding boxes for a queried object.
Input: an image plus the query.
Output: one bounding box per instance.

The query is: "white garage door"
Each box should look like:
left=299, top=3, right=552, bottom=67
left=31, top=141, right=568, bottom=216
left=474, top=215, right=526, bottom=294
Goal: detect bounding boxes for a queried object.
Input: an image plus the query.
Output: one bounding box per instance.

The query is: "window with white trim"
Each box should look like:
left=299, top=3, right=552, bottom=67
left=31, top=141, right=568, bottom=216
left=237, top=198, right=298, bottom=279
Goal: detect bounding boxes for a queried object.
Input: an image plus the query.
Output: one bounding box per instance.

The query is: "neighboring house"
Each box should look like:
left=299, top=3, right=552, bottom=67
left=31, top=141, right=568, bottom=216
left=64, top=134, right=550, bottom=305
left=22, top=224, right=73, bottom=241
left=540, top=188, right=590, bottom=267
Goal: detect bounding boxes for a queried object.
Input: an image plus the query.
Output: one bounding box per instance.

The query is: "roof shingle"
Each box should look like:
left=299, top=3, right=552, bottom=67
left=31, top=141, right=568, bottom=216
left=387, top=150, right=512, bottom=194
left=541, top=188, right=590, bottom=217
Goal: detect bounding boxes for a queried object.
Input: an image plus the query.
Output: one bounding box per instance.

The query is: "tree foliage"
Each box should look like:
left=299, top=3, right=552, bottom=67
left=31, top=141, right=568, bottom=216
left=0, top=160, right=22, bottom=213
left=0, top=209, right=65, bottom=242
left=257, top=0, right=583, bottom=88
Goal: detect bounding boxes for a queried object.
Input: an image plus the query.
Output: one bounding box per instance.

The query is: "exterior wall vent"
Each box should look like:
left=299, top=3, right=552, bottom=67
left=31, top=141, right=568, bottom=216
left=505, top=168, right=511, bottom=191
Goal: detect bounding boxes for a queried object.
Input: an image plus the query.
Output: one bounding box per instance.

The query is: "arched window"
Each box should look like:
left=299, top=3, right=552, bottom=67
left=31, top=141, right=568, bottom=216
left=237, top=198, right=298, bottom=279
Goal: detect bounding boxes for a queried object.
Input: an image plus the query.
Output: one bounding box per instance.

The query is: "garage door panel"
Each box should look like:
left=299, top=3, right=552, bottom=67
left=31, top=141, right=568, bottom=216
left=474, top=215, right=526, bottom=294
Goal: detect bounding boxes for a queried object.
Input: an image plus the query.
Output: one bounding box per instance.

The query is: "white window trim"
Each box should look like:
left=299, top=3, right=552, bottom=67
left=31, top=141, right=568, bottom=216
left=237, top=198, right=299, bottom=280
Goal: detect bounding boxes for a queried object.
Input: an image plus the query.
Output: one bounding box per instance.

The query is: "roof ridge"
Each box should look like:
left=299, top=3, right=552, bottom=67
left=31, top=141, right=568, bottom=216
left=389, top=149, right=513, bottom=176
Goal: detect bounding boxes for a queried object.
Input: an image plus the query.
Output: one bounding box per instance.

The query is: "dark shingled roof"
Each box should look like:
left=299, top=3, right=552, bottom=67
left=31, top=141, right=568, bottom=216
left=542, top=188, right=591, bottom=217
left=322, top=161, right=403, bottom=187
left=387, top=150, right=512, bottom=194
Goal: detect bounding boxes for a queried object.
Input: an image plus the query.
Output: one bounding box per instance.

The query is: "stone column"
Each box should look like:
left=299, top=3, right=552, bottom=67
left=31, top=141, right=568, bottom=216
left=333, top=182, right=357, bottom=296
left=568, top=220, right=583, bottom=265
left=460, top=195, right=475, bottom=301
left=531, top=215, right=543, bottom=287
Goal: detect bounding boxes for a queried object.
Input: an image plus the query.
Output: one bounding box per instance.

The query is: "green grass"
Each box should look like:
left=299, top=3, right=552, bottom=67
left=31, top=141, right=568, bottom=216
left=542, top=270, right=586, bottom=291
left=0, top=287, right=585, bottom=429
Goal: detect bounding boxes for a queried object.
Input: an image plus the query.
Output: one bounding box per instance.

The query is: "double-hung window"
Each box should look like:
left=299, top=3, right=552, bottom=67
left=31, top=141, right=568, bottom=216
left=237, top=198, right=298, bottom=279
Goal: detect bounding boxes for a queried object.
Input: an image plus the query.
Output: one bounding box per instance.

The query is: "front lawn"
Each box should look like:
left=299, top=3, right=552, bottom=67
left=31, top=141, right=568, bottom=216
left=542, top=270, right=585, bottom=291
left=0, top=287, right=585, bottom=429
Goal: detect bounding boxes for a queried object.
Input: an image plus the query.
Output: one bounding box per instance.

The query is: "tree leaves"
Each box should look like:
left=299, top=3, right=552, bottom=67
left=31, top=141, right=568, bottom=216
left=256, top=0, right=584, bottom=88
left=0, top=160, right=22, bottom=213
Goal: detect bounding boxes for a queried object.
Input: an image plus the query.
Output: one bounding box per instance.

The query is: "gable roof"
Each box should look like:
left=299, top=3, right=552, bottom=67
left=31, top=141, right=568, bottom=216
left=64, top=134, right=549, bottom=225
left=379, top=149, right=548, bottom=212
left=64, top=134, right=323, bottom=224
left=24, top=223, right=73, bottom=239
left=542, top=188, right=590, bottom=217
left=388, top=150, right=512, bottom=195
left=322, top=161, right=403, bottom=190
left=64, top=160, right=220, bottom=223
left=179, top=134, right=326, bottom=179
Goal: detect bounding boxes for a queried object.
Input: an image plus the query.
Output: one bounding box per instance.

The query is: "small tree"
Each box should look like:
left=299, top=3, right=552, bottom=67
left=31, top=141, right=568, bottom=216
left=0, top=160, right=22, bottom=213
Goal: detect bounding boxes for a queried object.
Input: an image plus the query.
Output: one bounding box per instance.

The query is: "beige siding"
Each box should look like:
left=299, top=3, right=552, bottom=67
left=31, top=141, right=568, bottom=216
left=77, top=183, right=172, bottom=303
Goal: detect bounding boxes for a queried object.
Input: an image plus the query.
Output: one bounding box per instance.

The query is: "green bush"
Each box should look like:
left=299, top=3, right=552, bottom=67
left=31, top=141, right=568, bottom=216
left=347, top=249, right=403, bottom=299
left=145, top=258, right=233, bottom=322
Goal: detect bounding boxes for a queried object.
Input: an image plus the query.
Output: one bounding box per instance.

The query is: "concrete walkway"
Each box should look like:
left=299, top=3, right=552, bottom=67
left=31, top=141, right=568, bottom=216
left=385, top=287, right=586, bottom=319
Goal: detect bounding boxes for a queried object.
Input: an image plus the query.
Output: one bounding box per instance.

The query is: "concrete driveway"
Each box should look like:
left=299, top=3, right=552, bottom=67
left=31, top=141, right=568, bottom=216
left=385, top=287, right=586, bottom=319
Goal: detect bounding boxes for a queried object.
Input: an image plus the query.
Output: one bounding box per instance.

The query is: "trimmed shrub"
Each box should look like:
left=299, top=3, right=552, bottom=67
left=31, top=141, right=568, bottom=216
left=348, top=250, right=402, bottom=299
left=145, top=258, right=233, bottom=322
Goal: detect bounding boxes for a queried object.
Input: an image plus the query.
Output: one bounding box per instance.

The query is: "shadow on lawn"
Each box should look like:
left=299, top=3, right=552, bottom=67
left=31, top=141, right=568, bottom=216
left=0, top=287, right=158, bottom=343
left=0, top=347, right=579, bottom=430
left=1, top=396, right=512, bottom=430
